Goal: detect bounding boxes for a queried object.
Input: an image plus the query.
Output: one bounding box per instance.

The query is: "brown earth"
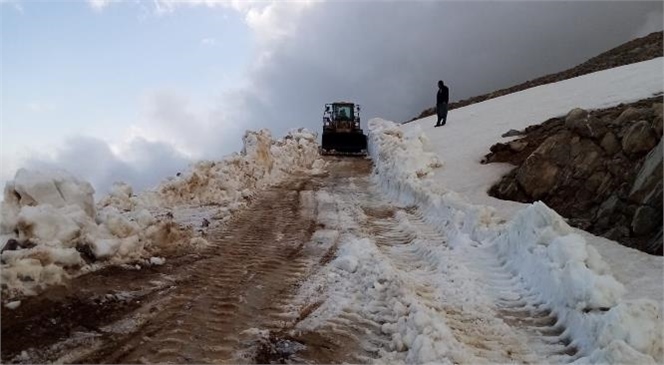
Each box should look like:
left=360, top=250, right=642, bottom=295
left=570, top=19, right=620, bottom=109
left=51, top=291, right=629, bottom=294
left=408, top=31, right=663, bottom=123
left=483, top=97, right=663, bottom=255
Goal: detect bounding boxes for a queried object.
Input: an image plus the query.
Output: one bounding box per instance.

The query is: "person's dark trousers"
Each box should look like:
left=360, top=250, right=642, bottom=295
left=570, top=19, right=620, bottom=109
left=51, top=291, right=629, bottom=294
left=436, top=103, right=448, bottom=126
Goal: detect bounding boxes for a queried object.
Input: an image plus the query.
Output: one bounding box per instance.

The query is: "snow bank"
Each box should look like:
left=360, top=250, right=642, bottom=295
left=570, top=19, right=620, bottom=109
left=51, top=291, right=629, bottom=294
left=1, top=128, right=324, bottom=300
left=368, top=119, right=501, bottom=243
left=367, top=118, right=662, bottom=363
left=137, top=128, right=323, bottom=209
left=0, top=168, right=195, bottom=299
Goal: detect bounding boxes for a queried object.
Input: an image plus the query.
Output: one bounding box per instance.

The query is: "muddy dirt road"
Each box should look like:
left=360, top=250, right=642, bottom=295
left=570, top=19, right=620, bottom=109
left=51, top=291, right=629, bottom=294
left=2, top=157, right=575, bottom=364
left=1, top=158, right=369, bottom=363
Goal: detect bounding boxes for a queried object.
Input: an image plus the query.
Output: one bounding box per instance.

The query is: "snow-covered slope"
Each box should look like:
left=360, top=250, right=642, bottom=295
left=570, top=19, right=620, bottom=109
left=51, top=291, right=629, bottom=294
left=367, top=58, right=663, bottom=363
left=402, top=57, right=664, bottom=302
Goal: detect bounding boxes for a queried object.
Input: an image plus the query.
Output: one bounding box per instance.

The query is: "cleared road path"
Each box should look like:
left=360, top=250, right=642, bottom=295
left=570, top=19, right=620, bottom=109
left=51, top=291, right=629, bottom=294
left=2, top=158, right=574, bottom=364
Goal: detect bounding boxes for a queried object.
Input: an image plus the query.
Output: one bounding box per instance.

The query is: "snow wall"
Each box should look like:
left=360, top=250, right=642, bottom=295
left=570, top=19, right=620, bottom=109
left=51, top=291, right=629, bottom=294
left=367, top=118, right=662, bottom=363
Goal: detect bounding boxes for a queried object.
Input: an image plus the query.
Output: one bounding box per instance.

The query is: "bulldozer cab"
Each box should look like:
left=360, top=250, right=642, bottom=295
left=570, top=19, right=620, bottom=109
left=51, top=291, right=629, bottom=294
left=324, top=103, right=361, bottom=132
left=332, top=104, right=353, bottom=121
left=321, top=102, right=367, bottom=155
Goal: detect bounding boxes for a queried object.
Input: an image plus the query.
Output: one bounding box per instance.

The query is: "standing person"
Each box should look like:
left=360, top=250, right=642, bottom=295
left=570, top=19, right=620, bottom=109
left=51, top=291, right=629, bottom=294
left=435, top=80, right=449, bottom=127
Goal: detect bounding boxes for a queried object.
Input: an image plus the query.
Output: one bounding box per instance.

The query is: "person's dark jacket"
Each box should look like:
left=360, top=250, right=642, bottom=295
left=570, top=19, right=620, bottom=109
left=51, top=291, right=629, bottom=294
left=437, top=85, right=449, bottom=106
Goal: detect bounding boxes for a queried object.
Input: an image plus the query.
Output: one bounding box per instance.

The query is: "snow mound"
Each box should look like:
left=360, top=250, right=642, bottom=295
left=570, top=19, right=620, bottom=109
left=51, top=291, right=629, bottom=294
left=1, top=128, right=323, bottom=300
left=367, top=117, right=662, bottom=363
left=138, top=128, right=322, bottom=209
left=0, top=170, right=195, bottom=298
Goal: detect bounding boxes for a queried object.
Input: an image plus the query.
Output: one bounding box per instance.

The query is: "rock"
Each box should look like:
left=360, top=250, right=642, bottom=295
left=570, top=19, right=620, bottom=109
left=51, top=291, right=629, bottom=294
left=516, top=158, right=559, bottom=199
left=652, top=102, right=662, bottom=119
left=565, top=108, right=607, bottom=139
left=621, top=120, right=657, bottom=155
left=502, top=129, right=524, bottom=138
left=569, top=218, right=592, bottom=230
left=594, top=216, right=611, bottom=232
left=508, top=140, right=528, bottom=152
left=604, top=226, right=630, bottom=241
left=631, top=205, right=660, bottom=236
left=600, top=132, right=620, bottom=155
left=652, top=116, right=663, bottom=137
left=613, top=107, right=645, bottom=125
left=585, top=171, right=610, bottom=195
left=565, top=108, right=588, bottom=125
left=574, top=117, right=607, bottom=139
left=202, top=218, right=210, bottom=228
left=629, top=139, right=663, bottom=205
left=491, top=180, right=523, bottom=200
left=570, top=139, right=604, bottom=178
left=645, top=228, right=663, bottom=255
left=596, top=195, right=620, bottom=219
left=75, top=241, right=97, bottom=263
left=1, top=239, right=20, bottom=253
left=536, top=133, right=572, bottom=166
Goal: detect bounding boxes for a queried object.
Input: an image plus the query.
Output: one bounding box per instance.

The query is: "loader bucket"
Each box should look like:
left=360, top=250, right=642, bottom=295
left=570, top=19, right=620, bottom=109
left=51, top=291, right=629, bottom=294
left=321, top=131, right=368, bottom=155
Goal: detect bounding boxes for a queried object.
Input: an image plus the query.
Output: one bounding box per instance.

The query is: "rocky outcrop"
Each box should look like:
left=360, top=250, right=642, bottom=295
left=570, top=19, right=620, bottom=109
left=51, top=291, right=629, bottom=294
left=621, top=121, right=657, bottom=155
left=408, top=31, right=663, bottom=123
left=485, top=97, right=663, bottom=255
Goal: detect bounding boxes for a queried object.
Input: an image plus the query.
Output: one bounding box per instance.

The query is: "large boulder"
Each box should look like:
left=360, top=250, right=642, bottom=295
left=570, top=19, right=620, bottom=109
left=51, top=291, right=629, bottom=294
left=565, top=108, right=607, bottom=139
left=631, top=205, right=661, bottom=236
left=570, top=138, right=604, bottom=179
left=600, top=132, right=621, bottom=155
left=538, top=133, right=572, bottom=166
left=613, top=107, right=646, bottom=126
left=516, top=158, right=559, bottom=200
left=621, top=121, right=657, bottom=155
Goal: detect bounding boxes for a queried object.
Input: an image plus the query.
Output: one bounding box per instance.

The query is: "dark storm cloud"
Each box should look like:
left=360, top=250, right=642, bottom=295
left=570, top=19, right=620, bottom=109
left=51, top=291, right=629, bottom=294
left=231, top=1, right=662, bottom=137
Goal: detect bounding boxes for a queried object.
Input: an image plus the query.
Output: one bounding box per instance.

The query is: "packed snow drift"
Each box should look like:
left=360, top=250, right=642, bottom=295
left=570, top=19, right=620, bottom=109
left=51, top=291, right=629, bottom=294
left=366, top=117, right=662, bottom=363
left=0, top=129, right=324, bottom=301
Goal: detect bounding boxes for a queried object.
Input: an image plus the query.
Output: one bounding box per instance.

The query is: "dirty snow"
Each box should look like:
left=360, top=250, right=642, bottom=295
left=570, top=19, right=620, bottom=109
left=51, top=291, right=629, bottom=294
left=0, top=128, right=324, bottom=300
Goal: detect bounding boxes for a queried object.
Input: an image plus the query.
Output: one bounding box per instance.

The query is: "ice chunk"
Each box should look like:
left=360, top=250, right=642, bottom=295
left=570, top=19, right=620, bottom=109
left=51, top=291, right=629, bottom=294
left=5, top=300, right=21, bottom=310
left=149, top=257, right=166, bottom=266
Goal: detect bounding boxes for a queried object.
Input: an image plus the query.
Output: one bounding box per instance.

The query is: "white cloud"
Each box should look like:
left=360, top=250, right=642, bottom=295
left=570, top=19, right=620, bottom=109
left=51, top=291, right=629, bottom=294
left=26, top=135, right=190, bottom=196
left=243, top=1, right=313, bottom=44
left=87, top=0, right=113, bottom=12
left=25, top=102, right=55, bottom=113
left=148, top=0, right=314, bottom=44
left=0, top=0, right=24, bottom=13
left=201, top=37, right=217, bottom=46
left=127, top=89, right=244, bottom=159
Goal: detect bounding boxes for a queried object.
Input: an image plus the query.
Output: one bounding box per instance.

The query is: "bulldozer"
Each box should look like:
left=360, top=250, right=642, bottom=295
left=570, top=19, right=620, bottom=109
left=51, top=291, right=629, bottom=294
left=320, top=102, right=368, bottom=156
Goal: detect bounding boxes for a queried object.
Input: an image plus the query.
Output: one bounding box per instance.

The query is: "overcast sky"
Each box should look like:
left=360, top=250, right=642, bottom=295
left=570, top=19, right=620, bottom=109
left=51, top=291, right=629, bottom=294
left=2, top=0, right=662, bottom=196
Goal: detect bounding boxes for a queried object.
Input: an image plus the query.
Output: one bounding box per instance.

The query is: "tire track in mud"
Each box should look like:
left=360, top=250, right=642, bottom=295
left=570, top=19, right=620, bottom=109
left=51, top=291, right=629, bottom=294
left=268, top=159, right=393, bottom=365
left=78, top=179, right=320, bottom=364
left=292, top=165, right=579, bottom=363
